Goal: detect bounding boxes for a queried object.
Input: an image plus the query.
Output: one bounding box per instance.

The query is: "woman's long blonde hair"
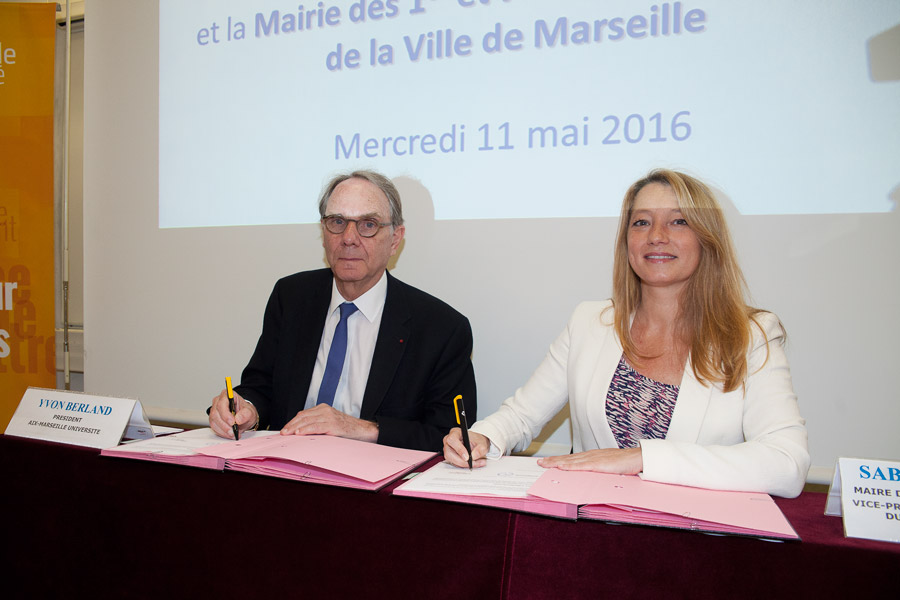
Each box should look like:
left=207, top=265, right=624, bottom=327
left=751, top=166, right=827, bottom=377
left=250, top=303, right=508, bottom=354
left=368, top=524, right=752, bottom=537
left=612, top=169, right=766, bottom=393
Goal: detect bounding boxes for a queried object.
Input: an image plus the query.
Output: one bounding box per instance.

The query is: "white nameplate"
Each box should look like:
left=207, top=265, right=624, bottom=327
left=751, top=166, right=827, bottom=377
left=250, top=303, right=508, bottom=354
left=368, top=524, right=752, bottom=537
left=5, top=387, right=154, bottom=450
left=825, top=457, right=900, bottom=544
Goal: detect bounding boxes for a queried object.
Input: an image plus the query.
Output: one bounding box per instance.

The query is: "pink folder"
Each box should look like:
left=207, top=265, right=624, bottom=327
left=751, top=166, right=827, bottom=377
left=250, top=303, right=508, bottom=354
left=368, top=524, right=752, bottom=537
left=527, top=470, right=799, bottom=539
left=100, top=447, right=223, bottom=470
left=395, top=488, right=578, bottom=519
left=197, top=434, right=436, bottom=491
left=100, top=427, right=254, bottom=470
left=393, top=458, right=578, bottom=519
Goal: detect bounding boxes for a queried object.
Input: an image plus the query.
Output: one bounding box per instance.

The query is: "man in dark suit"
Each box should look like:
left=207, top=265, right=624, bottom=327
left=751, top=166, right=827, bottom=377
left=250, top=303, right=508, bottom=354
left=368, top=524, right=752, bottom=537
left=209, top=171, right=476, bottom=451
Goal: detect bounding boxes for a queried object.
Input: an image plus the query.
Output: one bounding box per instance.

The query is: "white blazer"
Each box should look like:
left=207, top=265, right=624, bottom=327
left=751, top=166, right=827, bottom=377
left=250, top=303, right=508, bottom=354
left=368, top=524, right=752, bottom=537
left=471, top=301, right=810, bottom=498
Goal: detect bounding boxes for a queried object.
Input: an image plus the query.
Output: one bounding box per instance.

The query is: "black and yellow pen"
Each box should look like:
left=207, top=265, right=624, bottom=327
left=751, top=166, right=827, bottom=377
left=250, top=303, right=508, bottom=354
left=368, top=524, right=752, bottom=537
left=226, top=376, right=240, bottom=441
left=453, top=394, right=472, bottom=470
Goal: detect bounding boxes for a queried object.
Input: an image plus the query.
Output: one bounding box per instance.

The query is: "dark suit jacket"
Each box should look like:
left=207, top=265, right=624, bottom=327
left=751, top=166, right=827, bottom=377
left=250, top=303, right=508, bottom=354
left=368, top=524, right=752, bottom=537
left=234, top=269, right=476, bottom=451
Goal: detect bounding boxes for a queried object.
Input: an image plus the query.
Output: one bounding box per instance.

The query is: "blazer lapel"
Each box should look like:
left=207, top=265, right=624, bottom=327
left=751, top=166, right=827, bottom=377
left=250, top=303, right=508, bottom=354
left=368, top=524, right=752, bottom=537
left=581, top=316, right=625, bottom=450
left=666, top=356, right=713, bottom=442
left=360, top=273, right=409, bottom=420
left=285, top=272, right=332, bottom=420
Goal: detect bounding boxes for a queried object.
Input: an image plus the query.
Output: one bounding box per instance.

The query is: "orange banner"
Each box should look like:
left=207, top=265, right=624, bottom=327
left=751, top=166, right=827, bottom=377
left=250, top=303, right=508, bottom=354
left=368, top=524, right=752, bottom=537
left=0, top=3, right=57, bottom=431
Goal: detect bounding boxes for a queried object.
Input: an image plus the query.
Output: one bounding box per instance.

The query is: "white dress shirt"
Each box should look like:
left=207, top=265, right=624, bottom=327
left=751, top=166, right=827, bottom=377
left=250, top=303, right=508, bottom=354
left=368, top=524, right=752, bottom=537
left=303, top=271, right=388, bottom=418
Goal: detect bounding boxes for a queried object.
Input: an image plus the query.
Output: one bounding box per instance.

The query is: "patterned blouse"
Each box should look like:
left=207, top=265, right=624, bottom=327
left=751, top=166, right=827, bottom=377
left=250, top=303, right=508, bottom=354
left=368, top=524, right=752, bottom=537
left=606, top=354, right=679, bottom=449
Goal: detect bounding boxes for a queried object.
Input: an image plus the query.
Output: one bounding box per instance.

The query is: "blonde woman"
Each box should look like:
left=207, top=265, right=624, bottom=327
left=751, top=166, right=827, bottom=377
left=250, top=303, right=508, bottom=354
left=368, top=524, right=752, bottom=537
left=444, top=169, right=809, bottom=497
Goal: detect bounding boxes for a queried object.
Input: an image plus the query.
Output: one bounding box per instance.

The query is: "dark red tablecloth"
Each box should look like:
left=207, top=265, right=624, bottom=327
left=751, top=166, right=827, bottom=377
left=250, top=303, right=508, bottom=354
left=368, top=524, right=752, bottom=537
left=3, top=435, right=896, bottom=599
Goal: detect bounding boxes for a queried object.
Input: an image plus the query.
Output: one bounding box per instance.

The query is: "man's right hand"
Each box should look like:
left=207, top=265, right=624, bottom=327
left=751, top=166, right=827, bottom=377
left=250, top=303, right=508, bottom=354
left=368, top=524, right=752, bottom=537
left=209, top=388, right=259, bottom=439
left=442, top=427, right=490, bottom=468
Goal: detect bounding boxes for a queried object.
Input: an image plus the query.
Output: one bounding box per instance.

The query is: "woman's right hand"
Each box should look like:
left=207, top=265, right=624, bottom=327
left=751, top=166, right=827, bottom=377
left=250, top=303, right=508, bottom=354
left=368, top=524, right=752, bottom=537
left=443, top=427, right=491, bottom=468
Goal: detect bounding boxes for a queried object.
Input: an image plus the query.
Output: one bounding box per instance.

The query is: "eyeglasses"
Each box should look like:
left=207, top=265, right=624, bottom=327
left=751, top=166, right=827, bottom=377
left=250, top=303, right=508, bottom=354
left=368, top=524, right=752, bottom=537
left=322, top=215, right=392, bottom=238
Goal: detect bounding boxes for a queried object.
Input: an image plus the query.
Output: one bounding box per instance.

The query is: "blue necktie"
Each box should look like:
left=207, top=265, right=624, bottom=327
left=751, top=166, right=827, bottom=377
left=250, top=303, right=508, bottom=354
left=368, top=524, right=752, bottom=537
left=316, top=302, right=359, bottom=406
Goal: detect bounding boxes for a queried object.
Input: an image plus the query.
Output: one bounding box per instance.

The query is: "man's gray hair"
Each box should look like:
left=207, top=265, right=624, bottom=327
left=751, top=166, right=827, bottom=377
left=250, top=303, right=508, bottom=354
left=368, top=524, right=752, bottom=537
left=317, top=170, right=404, bottom=227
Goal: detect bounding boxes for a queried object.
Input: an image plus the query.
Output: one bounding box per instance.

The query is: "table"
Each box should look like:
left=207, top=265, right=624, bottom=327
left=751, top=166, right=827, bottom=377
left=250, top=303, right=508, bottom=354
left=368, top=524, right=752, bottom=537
left=3, top=435, right=897, bottom=599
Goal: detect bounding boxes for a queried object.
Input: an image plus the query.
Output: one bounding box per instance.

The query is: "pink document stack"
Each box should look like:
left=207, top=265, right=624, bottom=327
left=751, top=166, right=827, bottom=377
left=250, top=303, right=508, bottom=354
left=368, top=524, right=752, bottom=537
left=394, top=458, right=798, bottom=539
left=197, top=433, right=436, bottom=491
left=527, top=469, right=799, bottom=539
left=100, top=427, right=248, bottom=470
left=394, top=457, right=578, bottom=519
